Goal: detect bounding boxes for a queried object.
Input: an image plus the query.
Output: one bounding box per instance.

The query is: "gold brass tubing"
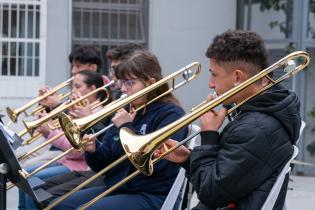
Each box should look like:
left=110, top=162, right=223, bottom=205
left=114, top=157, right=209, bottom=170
left=18, top=132, right=64, bottom=161
left=21, top=132, right=42, bottom=146
left=6, top=78, right=73, bottom=122
left=23, top=81, right=113, bottom=136
left=44, top=155, right=128, bottom=209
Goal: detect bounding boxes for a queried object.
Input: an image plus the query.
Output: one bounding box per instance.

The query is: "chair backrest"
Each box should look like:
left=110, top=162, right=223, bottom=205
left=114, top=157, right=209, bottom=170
left=296, top=120, right=306, bottom=145
left=160, top=124, right=200, bottom=210
left=261, top=145, right=299, bottom=210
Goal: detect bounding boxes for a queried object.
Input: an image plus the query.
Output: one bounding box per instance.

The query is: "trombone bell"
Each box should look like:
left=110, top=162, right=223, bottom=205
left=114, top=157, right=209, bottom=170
left=6, top=107, right=19, bottom=123
left=57, top=112, right=81, bottom=149
left=120, top=128, right=156, bottom=176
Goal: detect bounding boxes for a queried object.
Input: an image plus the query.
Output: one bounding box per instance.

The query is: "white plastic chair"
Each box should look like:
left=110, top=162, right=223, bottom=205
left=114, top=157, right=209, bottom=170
left=296, top=120, right=306, bottom=145
left=261, top=145, right=299, bottom=210
left=161, top=124, right=200, bottom=210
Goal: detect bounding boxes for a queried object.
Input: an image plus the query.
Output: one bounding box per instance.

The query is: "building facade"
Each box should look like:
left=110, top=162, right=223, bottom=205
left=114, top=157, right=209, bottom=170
left=1, top=0, right=315, bottom=174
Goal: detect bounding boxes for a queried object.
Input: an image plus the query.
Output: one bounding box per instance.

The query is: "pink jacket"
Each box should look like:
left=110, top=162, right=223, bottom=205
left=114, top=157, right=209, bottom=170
left=47, top=129, right=88, bottom=171
left=46, top=105, right=104, bottom=172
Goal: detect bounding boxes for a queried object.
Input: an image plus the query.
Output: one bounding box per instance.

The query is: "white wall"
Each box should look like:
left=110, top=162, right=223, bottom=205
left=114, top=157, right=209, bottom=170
left=45, top=0, right=72, bottom=86
left=148, top=0, right=236, bottom=112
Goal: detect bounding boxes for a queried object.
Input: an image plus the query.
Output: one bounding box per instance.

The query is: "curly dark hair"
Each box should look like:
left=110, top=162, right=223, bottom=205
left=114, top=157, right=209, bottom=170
left=206, top=30, right=269, bottom=75
left=69, top=46, right=102, bottom=72
left=106, top=43, right=144, bottom=61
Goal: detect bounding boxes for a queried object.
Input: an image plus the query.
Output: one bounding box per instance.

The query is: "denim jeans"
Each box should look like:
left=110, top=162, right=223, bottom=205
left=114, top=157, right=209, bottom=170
left=18, top=162, right=71, bottom=210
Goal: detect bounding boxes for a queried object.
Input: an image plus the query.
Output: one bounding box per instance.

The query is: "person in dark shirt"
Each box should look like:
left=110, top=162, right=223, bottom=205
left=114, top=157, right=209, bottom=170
left=51, top=50, right=188, bottom=210
left=156, top=30, right=301, bottom=210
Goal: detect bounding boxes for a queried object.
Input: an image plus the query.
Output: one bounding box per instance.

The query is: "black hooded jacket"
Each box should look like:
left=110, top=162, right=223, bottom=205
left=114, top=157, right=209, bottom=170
left=184, top=84, right=301, bottom=210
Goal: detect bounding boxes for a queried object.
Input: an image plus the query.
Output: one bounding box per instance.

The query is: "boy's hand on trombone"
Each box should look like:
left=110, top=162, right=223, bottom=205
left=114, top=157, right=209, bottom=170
left=38, top=86, right=61, bottom=108
left=69, top=99, right=92, bottom=119
left=112, top=108, right=136, bottom=128
left=154, top=139, right=190, bottom=164
left=200, top=93, right=227, bottom=132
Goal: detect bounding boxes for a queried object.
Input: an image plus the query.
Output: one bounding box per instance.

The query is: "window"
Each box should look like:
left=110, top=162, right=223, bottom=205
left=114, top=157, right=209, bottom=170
left=0, top=0, right=41, bottom=77
left=72, top=0, right=148, bottom=74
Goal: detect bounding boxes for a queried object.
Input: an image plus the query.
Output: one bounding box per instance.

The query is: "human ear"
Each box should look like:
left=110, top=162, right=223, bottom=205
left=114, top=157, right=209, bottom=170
left=89, top=85, right=96, bottom=91
left=90, top=64, right=98, bottom=71
left=148, top=77, right=156, bottom=85
left=234, top=69, right=244, bottom=86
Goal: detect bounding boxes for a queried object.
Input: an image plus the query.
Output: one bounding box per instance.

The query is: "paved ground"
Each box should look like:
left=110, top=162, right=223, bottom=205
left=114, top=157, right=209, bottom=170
left=6, top=175, right=315, bottom=210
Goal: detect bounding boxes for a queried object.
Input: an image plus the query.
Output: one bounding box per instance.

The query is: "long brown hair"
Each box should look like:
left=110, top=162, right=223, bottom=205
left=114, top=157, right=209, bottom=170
left=115, top=50, right=181, bottom=106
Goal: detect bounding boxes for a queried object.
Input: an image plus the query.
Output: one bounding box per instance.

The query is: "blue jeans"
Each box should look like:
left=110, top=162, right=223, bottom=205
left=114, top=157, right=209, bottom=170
left=51, top=186, right=165, bottom=210
left=18, top=162, right=71, bottom=210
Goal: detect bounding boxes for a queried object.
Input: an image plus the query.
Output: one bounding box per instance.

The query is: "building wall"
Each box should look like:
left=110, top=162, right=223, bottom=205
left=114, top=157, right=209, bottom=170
left=45, top=0, right=72, bottom=86
left=148, top=0, right=237, bottom=112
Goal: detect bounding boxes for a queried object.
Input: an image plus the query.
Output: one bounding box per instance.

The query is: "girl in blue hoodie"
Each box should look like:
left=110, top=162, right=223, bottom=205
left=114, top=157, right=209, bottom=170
left=53, top=50, right=188, bottom=210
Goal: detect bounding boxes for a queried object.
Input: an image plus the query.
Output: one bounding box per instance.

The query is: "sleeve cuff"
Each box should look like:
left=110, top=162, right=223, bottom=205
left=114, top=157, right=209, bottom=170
left=179, top=157, right=190, bottom=171
left=200, top=131, right=219, bottom=145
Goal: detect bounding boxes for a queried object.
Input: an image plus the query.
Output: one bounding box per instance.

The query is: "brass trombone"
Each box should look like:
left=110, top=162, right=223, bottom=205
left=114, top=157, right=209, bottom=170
left=47, top=51, right=309, bottom=209
left=23, top=81, right=114, bottom=136
left=6, top=78, right=73, bottom=123
left=58, top=62, right=202, bottom=150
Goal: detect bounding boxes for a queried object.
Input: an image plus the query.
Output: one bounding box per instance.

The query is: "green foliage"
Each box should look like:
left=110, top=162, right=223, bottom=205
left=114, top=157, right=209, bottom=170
left=259, top=0, right=293, bottom=38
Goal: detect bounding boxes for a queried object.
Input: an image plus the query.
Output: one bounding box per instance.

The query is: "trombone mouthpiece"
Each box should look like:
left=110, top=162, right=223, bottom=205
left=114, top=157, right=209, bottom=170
left=120, top=94, right=128, bottom=99
left=210, top=92, right=218, bottom=99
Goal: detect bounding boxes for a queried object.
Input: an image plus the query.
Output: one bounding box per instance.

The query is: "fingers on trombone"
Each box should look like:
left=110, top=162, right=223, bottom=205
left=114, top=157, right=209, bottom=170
left=154, top=140, right=174, bottom=158
left=218, top=107, right=228, bottom=116
left=38, top=85, right=49, bottom=95
left=129, top=107, right=137, bottom=118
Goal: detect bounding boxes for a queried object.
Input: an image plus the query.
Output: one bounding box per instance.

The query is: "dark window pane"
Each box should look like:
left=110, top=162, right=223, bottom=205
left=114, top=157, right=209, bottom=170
left=129, top=14, right=136, bottom=39
left=26, top=58, right=33, bottom=76
left=92, top=12, right=100, bottom=38
left=120, top=13, right=127, bottom=39
left=82, top=11, right=91, bottom=38
left=35, top=43, right=39, bottom=57
left=2, top=42, right=8, bottom=56
left=101, top=12, right=109, bottom=38
left=3, top=9, right=8, bottom=37
left=27, top=42, right=33, bottom=57
left=10, top=58, right=16, bottom=76
left=36, top=10, right=40, bottom=38
left=110, top=13, right=118, bottom=39
left=18, top=58, right=25, bottom=76
left=18, top=42, right=25, bottom=57
left=27, top=6, right=34, bottom=38
left=35, top=58, right=39, bottom=76
left=11, top=7, right=17, bottom=37
left=73, top=10, right=81, bottom=37
left=19, top=10, right=26, bottom=38
left=2, top=58, right=8, bottom=75
left=10, top=42, right=16, bottom=56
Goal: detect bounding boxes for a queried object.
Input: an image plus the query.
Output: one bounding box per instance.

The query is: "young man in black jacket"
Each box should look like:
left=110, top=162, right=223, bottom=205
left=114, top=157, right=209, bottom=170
left=157, top=30, right=301, bottom=210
